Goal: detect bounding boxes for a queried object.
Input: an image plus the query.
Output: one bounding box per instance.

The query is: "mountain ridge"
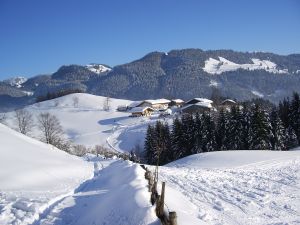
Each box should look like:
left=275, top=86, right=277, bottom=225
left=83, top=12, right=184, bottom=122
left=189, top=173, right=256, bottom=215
left=1, top=48, right=300, bottom=111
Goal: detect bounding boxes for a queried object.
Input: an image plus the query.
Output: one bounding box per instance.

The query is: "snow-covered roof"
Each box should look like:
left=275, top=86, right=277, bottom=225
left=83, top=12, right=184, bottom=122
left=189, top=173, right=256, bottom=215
left=186, top=98, right=213, bottom=104
left=144, top=99, right=171, bottom=104
left=181, top=102, right=212, bottom=111
left=128, top=101, right=143, bottom=108
left=171, top=99, right=184, bottom=103
left=130, top=107, right=154, bottom=113
left=221, top=99, right=237, bottom=105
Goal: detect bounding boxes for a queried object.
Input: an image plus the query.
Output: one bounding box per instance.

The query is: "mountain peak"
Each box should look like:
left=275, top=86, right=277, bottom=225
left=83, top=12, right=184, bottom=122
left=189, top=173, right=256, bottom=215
left=3, top=76, right=27, bottom=88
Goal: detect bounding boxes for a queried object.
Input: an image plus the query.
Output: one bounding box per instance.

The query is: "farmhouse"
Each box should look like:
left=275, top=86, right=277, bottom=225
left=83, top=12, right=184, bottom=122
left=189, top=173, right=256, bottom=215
left=169, top=99, right=185, bottom=107
left=219, top=99, right=237, bottom=111
left=129, top=107, right=154, bottom=117
left=181, top=101, right=213, bottom=114
left=136, top=99, right=171, bottom=110
left=185, top=98, right=213, bottom=105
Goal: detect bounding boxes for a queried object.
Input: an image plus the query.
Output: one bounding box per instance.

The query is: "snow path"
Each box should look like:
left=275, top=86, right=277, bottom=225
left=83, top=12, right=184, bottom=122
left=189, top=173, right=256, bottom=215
left=35, top=160, right=159, bottom=225
left=158, top=151, right=300, bottom=225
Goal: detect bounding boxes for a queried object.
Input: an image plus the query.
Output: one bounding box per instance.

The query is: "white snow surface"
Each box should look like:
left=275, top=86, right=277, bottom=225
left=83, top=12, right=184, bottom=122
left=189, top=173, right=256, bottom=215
left=86, top=64, right=111, bottom=74
left=36, top=161, right=159, bottom=225
left=4, top=93, right=140, bottom=149
left=0, top=123, right=159, bottom=225
left=156, top=150, right=300, bottom=225
left=203, top=57, right=288, bottom=74
left=3, top=76, right=27, bottom=88
left=0, top=123, right=93, bottom=225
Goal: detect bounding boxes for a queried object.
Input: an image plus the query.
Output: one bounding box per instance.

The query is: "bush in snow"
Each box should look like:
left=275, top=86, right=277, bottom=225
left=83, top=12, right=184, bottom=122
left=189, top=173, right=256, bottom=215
left=14, top=108, right=34, bottom=135
left=37, top=112, right=70, bottom=151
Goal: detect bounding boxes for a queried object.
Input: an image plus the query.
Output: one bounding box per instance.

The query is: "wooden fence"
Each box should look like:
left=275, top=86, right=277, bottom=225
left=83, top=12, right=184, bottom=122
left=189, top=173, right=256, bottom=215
left=142, top=165, right=177, bottom=225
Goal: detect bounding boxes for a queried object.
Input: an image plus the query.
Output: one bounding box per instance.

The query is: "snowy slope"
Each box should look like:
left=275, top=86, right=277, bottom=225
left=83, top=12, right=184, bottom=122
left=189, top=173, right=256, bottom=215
left=157, top=150, right=300, bottom=225
left=0, top=123, right=93, bottom=225
left=4, top=93, right=144, bottom=149
left=203, top=57, right=288, bottom=74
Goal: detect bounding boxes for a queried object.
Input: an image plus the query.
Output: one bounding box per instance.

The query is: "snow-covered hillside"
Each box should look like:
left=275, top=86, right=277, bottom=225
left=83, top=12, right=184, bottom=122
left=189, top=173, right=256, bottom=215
left=86, top=63, right=111, bottom=74
left=203, top=57, right=288, bottom=74
left=4, top=93, right=148, bottom=150
left=3, top=76, right=27, bottom=88
left=0, top=123, right=93, bottom=225
left=157, top=150, right=300, bottom=225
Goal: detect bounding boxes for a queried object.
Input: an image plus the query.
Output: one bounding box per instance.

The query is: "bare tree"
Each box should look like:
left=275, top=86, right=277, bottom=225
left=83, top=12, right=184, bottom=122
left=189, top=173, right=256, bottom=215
left=14, top=109, right=34, bottom=135
left=72, top=144, right=88, bottom=156
left=103, top=96, right=111, bottom=111
left=72, top=96, right=79, bottom=107
left=37, top=112, right=67, bottom=150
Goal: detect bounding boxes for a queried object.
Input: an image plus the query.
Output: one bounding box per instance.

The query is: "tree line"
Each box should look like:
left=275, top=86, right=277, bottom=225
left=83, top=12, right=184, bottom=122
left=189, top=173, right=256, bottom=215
left=36, top=89, right=84, bottom=103
left=144, top=93, right=300, bottom=165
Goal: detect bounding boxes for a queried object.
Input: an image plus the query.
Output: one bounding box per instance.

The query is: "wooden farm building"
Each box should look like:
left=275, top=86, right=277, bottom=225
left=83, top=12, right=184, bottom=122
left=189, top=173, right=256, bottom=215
left=219, top=99, right=237, bottom=111
left=169, top=99, right=185, bottom=107
left=185, top=98, right=213, bottom=105
left=181, top=102, right=213, bottom=114
left=130, top=107, right=154, bottom=117
left=136, top=99, right=171, bottom=110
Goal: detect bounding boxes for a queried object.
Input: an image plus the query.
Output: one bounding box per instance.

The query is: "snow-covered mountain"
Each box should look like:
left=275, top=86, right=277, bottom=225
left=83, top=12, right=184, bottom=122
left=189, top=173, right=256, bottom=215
left=3, top=76, right=27, bottom=88
left=86, top=63, right=111, bottom=74
left=203, top=57, right=288, bottom=74
left=1, top=49, right=300, bottom=112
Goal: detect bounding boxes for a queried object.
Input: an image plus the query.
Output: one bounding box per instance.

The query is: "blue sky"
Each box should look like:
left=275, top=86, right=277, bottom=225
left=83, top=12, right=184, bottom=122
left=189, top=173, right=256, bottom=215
left=0, top=0, right=300, bottom=79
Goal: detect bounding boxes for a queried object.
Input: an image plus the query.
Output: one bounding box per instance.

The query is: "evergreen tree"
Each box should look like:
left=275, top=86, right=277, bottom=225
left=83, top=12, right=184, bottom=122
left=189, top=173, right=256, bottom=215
left=180, top=114, right=196, bottom=156
left=171, top=117, right=185, bottom=160
left=285, top=126, right=298, bottom=150
left=201, top=113, right=217, bottom=152
left=278, top=97, right=290, bottom=128
left=194, top=113, right=204, bottom=153
left=249, top=105, right=273, bottom=150
left=215, top=109, right=228, bottom=150
left=226, top=106, right=244, bottom=150
left=159, top=122, right=172, bottom=164
left=145, top=121, right=172, bottom=165
left=240, top=104, right=251, bottom=150
left=290, top=92, right=300, bottom=143
left=270, top=108, right=287, bottom=150
left=144, top=124, right=157, bottom=165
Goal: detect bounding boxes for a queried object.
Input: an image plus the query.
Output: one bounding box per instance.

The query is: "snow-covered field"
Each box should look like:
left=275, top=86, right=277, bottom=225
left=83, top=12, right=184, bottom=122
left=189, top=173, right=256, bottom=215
left=157, top=150, right=300, bottom=225
left=0, top=123, right=93, bottom=225
left=3, top=93, right=153, bottom=151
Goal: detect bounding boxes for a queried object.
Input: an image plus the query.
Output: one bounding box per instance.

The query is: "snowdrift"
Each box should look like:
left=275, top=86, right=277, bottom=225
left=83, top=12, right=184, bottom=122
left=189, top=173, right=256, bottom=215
left=166, top=150, right=300, bottom=169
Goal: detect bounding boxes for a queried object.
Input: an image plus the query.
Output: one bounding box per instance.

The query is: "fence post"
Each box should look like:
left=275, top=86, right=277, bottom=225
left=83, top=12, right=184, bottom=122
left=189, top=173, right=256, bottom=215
left=151, top=181, right=157, bottom=205
left=148, top=174, right=153, bottom=192
left=169, top=211, right=177, bottom=225
left=158, top=182, right=165, bottom=217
